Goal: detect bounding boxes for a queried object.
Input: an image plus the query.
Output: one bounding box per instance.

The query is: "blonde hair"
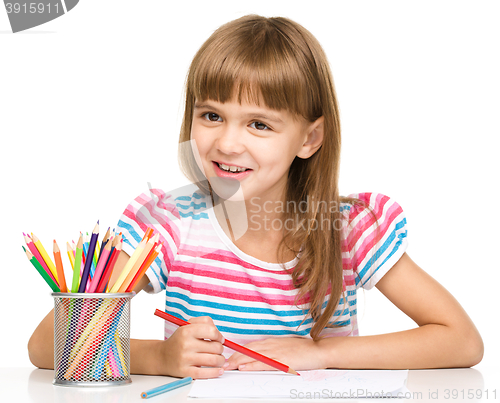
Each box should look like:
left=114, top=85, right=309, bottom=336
left=178, top=14, right=379, bottom=340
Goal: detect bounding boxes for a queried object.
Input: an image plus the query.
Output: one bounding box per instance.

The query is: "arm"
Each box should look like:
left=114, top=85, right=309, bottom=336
left=28, top=250, right=226, bottom=378
left=320, top=252, right=484, bottom=369
left=226, top=253, right=483, bottom=370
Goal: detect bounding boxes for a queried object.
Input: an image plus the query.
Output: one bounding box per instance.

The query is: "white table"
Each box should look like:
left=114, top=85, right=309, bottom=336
left=1, top=366, right=498, bottom=402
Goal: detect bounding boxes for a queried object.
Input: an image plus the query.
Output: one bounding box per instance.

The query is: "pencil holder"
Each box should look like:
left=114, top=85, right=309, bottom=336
left=52, top=293, right=133, bottom=387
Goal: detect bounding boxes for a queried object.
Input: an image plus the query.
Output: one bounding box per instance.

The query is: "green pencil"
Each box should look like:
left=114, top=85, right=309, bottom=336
left=24, top=247, right=60, bottom=292
left=71, top=234, right=84, bottom=293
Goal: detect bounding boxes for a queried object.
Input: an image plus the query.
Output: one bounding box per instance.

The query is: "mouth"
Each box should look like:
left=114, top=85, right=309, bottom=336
left=212, top=161, right=253, bottom=179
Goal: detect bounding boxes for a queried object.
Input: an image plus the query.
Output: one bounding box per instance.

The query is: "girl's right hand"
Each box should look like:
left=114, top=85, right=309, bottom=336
left=156, top=316, right=227, bottom=379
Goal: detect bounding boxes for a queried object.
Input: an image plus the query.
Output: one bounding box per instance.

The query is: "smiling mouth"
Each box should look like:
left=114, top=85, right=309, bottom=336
left=214, top=161, right=252, bottom=173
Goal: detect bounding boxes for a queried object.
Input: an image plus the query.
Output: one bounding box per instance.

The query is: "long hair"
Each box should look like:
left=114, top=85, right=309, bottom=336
left=178, top=14, right=379, bottom=340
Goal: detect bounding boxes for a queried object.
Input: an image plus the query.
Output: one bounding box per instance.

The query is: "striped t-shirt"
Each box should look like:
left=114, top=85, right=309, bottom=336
left=117, top=185, right=408, bottom=355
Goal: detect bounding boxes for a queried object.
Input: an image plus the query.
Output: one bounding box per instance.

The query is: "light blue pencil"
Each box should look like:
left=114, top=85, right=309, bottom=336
left=141, top=377, right=193, bottom=399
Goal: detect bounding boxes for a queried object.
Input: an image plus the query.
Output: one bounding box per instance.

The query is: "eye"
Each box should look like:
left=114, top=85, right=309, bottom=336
left=249, top=121, right=271, bottom=131
left=202, top=112, right=222, bottom=122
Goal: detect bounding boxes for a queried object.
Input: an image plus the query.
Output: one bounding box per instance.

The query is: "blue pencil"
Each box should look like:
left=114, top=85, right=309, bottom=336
left=78, top=222, right=99, bottom=292
left=140, top=377, right=193, bottom=399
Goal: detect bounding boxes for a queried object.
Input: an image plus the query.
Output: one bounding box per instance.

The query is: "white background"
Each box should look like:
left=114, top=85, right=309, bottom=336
left=1, top=0, right=498, bottom=384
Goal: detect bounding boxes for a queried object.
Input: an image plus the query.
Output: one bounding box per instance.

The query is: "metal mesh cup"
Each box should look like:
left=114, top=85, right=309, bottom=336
left=52, top=293, right=133, bottom=387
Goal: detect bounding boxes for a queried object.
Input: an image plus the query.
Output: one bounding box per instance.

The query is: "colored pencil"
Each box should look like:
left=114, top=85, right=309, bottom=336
left=142, top=227, right=154, bottom=242
left=31, top=233, right=59, bottom=284
left=109, top=238, right=146, bottom=292
left=106, top=233, right=123, bottom=289
left=99, top=227, right=111, bottom=259
left=88, top=239, right=112, bottom=293
left=118, top=234, right=158, bottom=292
left=24, top=233, right=58, bottom=286
left=24, top=247, right=60, bottom=292
left=141, top=377, right=193, bottom=399
left=93, top=238, right=100, bottom=269
left=154, top=309, right=299, bottom=376
left=66, top=242, right=75, bottom=269
left=78, top=222, right=99, bottom=293
left=126, top=242, right=162, bottom=292
left=96, top=241, right=122, bottom=293
left=53, top=240, right=68, bottom=293
left=71, top=235, right=84, bottom=293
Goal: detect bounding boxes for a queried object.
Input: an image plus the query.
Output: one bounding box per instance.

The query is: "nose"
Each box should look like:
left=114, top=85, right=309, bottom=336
left=216, top=125, right=246, bottom=155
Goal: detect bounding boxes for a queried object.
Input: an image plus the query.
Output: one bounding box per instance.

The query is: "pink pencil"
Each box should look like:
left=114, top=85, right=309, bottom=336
left=88, top=239, right=112, bottom=293
left=24, top=233, right=59, bottom=286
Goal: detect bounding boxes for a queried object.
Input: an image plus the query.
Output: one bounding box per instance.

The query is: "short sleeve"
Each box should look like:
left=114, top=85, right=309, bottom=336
left=344, top=192, right=408, bottom=290
left=116, top=188, right=182, bottom=294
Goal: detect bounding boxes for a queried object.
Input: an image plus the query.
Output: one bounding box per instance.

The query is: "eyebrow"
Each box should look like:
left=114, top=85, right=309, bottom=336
left=194, top=102, right=284, bottom=125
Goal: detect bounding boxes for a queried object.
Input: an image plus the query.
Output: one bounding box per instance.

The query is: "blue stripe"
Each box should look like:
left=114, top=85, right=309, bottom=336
left=176, top=201, right=207, bottom=211
left=117, top=220, right=142, bottom=246
left=357, top=218, right=407, bottom=286
left=167, top=301, right=315, bottom=328
left=178, top=210, right=209, bottom=220
left=165, top=291, right=349, bottom=318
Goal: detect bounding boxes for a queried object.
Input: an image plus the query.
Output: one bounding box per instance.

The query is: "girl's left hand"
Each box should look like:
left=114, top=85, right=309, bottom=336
left=224, top=337, right=327, bottom=372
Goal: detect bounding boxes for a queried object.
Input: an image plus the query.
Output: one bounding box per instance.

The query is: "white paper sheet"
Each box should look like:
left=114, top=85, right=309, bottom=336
left=188, top=369, right=409, bottom=398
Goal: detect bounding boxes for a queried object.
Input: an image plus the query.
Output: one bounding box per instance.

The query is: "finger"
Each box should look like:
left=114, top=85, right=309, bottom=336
left=238, top=360, right=277, bottom=372
left=191, top=339, right=225, bottom=356
left=187, top=316, right=214, bottom=325
left=190, top=351, right=226, bottom=369
left=188, top=366, right=225, bottom=380
left=225, top=351, right=252, bottom=370
left=182, top=321, right=225, bottom=344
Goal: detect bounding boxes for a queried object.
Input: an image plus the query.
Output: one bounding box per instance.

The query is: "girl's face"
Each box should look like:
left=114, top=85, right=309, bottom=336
left=190, top=97, right=323, bottom=204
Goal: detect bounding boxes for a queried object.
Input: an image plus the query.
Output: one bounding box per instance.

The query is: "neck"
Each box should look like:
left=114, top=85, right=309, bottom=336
left=212, top=191, right=287, bottom=243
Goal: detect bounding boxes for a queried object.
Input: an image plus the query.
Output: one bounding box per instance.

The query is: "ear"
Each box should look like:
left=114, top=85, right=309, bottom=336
left=296, top=116, right=324, bottom=159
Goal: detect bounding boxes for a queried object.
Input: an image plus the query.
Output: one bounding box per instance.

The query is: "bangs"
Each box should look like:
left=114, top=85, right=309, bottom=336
left=187, top=16, right=322, bottom=121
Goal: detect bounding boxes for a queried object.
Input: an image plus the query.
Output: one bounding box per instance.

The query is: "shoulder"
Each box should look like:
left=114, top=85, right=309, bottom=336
left=340, top=192, right=406, bottom=234
left=123, top=184, right=210, bottom=222
left=340, top=192, right=409, bottom=289
left=117, top=184, right=210, bottom=248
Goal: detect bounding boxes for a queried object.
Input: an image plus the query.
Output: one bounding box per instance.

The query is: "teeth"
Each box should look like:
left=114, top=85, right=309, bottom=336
left=218, top=163, right=248, bottom=172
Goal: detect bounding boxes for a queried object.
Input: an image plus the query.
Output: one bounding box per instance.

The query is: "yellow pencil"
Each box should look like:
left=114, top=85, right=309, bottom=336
left=109, top=238, right=146, bottom=293
left=31, top=233, right=59, bottom=284
left=66, top=242, right=75, bottom=270
left=118, top=234, right=157, bottom=292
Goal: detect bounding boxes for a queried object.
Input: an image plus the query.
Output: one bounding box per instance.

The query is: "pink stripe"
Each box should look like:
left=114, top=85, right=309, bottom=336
left=179, top=248, right=293, bottom=276
left=167, top=279, right=298, bottom=305
left=352, top=202, right=402, bottom=269
left=174, top=261, right=295, bottom=290
left=346, top=193, right=388, bottom=250
left=134, top=195, right=181, bottom=244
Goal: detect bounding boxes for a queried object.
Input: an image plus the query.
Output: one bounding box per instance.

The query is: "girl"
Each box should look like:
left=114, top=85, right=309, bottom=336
left=28, top=14, right=483, bottom=379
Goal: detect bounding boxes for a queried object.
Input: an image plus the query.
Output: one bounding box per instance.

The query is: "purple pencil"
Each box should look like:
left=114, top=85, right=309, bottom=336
left=78, top=221, right=99, bottom=293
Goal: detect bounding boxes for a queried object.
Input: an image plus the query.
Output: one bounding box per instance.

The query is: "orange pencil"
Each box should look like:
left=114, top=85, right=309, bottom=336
left=126, top=242, right=162, bottom=292
left=53, top=240, right=68, bottom=292
left=118, top=234, right=158, bottom=292
left=142, top=227, right=154, bottom=241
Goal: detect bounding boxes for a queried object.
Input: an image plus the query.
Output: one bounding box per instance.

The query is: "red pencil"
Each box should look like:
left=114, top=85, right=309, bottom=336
left=154, top=309, right=300, bottom=376
left=96, top=241, right=122, bottom=293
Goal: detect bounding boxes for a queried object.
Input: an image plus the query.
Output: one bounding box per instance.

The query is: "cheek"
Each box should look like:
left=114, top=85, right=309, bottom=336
left=190, top=128, right=210, bottom=157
